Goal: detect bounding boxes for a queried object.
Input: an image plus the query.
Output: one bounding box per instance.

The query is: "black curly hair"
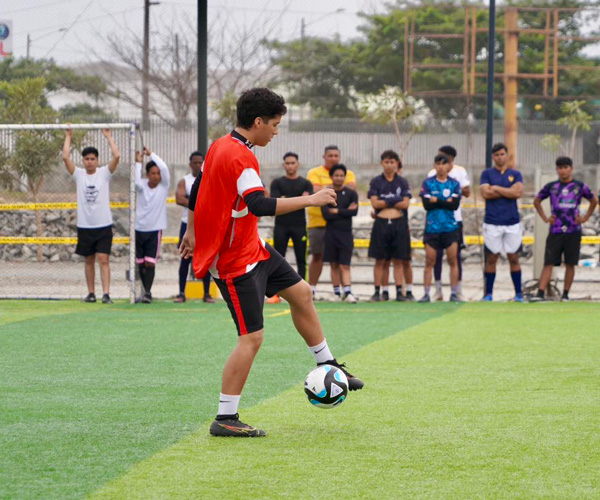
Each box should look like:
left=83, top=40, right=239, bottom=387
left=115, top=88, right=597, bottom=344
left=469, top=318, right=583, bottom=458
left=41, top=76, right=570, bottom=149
left=236, top=88, right=287, bottom=129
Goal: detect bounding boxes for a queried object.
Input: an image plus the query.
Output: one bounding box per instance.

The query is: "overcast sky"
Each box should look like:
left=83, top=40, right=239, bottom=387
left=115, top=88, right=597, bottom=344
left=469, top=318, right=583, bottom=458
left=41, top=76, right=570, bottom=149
left=2, top=0, right=382, bottom=65
left=2, top=0, right=598, bottom=65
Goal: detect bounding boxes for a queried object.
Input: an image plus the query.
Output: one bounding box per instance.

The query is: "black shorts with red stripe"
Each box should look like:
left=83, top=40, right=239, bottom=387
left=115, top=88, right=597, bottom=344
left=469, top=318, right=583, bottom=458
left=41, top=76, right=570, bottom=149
left=214, top=243, right=302, bottom=335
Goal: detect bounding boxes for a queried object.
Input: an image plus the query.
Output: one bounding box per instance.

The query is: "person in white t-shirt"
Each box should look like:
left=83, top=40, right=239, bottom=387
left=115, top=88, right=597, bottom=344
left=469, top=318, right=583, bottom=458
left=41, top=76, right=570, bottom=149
left=173, top=151, right=215, bottom=304
left=63, top=128, right=121, bottom=304
left=426, top=145, right=470, bottom=300
left=134, top=146, right=170, bottom=303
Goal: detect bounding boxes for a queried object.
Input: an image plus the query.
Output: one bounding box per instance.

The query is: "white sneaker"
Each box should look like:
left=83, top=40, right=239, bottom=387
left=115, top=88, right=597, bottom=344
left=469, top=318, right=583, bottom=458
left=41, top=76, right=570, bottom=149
left=344, top=293, right=358, bottom=303
left=433, top=290, right=444, bottom=302
left=312, top=292, right=325, bottom=301
left=330, top=294, right=343, bottom=302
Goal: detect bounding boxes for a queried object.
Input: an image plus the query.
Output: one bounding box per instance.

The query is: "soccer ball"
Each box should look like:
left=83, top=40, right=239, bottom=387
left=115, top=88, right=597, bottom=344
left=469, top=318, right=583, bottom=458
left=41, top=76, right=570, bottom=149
left=304, top=365, right=348, bottom=409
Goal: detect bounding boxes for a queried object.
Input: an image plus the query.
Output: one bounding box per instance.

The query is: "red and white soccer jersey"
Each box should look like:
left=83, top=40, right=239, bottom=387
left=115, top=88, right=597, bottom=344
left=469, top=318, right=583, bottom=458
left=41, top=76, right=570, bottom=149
left=193, top=131, right=270, bottom=280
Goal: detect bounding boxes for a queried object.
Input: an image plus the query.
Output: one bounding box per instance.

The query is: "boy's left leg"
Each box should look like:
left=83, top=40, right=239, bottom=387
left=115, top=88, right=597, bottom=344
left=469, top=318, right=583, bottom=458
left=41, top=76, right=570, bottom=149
left=279, top=280, right=364, bottom=389
left=445, top=241, right=461, bottom=302
left=562, top=232, right=581, bottom=300
left=419, top=242, right=437, bottom=302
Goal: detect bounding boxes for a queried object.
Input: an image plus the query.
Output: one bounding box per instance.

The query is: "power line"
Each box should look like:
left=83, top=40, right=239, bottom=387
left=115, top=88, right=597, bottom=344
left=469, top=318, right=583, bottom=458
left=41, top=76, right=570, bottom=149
left=2, top=0, right=79, bottom=15
left=19, top=6, right=144, bottom=36
left=42, top=0, right=97, bottom=59
left=164, top=1, right=357, bottom=16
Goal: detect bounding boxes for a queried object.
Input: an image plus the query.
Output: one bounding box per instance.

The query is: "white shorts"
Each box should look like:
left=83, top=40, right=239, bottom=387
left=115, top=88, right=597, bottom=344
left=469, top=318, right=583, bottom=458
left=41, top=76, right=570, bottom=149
left=483, top=223, right=523, bottom=255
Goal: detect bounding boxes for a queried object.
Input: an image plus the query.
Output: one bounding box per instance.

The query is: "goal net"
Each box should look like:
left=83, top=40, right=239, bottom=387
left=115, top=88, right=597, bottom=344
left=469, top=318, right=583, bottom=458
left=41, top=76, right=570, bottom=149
left=0, top=124, right=138, bottom=302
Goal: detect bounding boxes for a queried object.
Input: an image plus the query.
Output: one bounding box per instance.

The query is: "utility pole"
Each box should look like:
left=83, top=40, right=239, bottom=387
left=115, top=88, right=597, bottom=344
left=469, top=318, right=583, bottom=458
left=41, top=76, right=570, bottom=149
left=26, top=33, right=31, bottom=59
left=142, top=0, right=160, bottom=131
left=197, top=0, right=208, bottom=154
left=504, top=8, right=519, bottom=167
left=485, top=0, right=497, bottom=169
left=301, top=18, right=305, bottom=39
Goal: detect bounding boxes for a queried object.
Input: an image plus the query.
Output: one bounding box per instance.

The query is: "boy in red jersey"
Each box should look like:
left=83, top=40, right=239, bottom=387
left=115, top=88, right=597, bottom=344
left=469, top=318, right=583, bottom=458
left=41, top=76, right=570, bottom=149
left=180, top=88, right=364, bottom=437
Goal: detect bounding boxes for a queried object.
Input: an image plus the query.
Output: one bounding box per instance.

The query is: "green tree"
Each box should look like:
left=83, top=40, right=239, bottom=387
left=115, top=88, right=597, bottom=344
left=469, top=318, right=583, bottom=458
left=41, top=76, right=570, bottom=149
left=59, top=103, right=117, bottom=122
left=541, top=100, right=593, bottom=157
left=0, top=77, right=83, bottom=260
left=357, top=85, right=432, bottom=159
left=269, top=1, right=600, bottom=119
left=268, top=37, right=365, bottom=118
left=0, top=57, right=106, bottom=101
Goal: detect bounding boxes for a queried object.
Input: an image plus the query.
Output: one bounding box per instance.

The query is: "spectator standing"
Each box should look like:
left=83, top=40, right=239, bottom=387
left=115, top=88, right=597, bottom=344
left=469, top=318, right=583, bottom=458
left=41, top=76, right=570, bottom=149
left=174, top=151, right=215, bottom=303
left=479, top=143, right=524, bottom=302
left=531, top=156, right=597, bottom=301
left=307, top=146, right=357, bottom=300
left=418, top=154, right=462, bottom=303
left=63, top=128, right=120, bottom=304
left=367, top=150, right=414, bottom=302
left=427, top=145, right=470, bottom=300
left=321, top=164, right=359, bottom=303
left=134, top=146, right=170, bottom=303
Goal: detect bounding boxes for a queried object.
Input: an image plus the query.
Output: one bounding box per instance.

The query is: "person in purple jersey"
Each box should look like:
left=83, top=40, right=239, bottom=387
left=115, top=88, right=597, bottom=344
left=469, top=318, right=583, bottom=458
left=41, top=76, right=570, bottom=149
left=531, top=156, right=597, bottom=301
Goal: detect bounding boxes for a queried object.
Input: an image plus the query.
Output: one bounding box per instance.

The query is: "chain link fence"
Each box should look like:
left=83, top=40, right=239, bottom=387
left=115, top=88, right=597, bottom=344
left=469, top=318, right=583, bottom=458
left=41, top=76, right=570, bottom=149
left=1, top=118, right=599, bottom=299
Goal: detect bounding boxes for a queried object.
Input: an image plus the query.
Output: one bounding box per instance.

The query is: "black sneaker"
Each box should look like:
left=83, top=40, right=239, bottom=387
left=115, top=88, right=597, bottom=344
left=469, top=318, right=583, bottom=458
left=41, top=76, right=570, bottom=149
left=101, top=294, right=113, bottom=304
left=396, top=293, right=407, bottom=302
left=318, top=359, right=364, bottom=391
left=405, top=291, right=416, bottom=302
left=368, top=293, right=380, bottom=302
left=141, top=293, right=152, bottom=304
left=83, top=293, right=96, bottom=303
left=418, top=294, right=431, bottom=303
left=173, top=293, right=186, bottom=303
left=449, top=293, right=463, bottom=303
left=381, top=291, right=390, bottom=301
left=209, top=414, right=266, bottom=437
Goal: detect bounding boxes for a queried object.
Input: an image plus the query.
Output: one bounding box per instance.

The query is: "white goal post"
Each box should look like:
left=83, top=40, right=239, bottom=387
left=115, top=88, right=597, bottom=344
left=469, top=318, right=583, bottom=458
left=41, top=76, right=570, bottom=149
left=0, top=123, right=138, bottom=303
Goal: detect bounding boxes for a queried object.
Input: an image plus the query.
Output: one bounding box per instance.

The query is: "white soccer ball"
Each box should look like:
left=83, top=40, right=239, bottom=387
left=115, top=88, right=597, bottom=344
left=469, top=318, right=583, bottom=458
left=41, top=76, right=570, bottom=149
left=304, top=365, right=349, bottom=409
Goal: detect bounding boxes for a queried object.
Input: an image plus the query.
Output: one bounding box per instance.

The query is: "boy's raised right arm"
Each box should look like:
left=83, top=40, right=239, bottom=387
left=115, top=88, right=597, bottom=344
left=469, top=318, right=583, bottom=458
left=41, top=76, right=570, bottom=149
left=62, top=129, right=76, bottom=175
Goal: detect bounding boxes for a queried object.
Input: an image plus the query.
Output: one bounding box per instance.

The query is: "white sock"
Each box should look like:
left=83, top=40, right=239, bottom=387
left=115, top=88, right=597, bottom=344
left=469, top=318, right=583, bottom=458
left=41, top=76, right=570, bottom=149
left=457, top=281, right=462, bottom=294
left=218, top=393, right=240, bottom=417
left=311, top=285, right=317, bottom=294
left=406, top=284, right=412, bottom=293
left=435, top=280, right=442, bottom=293
left=382, top=286, right=389, bottom=293
left=309, top=339, right=333, bottom=364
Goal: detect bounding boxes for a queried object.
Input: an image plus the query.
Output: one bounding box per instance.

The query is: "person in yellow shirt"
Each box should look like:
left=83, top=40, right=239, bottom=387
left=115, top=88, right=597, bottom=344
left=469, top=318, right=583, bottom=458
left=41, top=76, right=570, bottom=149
left=307, top=145, right=357, bottom=300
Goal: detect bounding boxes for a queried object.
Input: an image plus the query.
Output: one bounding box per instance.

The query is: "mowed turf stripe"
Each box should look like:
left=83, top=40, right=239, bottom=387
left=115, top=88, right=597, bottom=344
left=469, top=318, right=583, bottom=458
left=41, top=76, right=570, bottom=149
left=0, top=301, right=448, bottom=500
left=90, top=303, right=600, bottom=499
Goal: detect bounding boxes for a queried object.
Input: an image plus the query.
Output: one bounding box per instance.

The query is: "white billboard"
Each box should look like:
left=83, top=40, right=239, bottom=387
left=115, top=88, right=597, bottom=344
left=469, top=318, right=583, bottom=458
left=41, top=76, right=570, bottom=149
left=0, top=20, right=13, bottom=59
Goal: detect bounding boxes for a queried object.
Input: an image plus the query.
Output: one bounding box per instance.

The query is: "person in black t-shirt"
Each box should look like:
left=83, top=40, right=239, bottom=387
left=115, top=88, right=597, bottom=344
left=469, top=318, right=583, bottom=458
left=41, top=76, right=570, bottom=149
left=270, top=152, right=314, bottom=281
left=321, top=164, right=359, bottom=303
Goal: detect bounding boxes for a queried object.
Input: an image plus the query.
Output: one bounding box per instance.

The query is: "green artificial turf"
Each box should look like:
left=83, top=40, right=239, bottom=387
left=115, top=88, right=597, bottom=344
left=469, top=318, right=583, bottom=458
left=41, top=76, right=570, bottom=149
left=0, top=300, right=446, bottom=499
left=90, top=303, right=600, bottom=500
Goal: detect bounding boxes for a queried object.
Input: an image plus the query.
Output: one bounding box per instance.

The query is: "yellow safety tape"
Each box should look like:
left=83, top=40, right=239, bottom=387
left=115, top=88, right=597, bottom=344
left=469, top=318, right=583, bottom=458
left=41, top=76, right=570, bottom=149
left=4, top=235, right=599, bottom=246
left=0, top=236, right=178, bottom=245
left=0, top=199, right=568, bottom=211
left=0, top=197, right=178, bottom=211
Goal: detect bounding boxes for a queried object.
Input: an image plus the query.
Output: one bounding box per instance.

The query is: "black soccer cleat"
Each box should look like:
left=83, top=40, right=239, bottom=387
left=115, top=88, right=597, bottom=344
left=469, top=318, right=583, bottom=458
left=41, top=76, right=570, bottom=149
left=141, top=293, right=152, bottom=304
left=381, top=291, right=390, bottom=302
left=83, top=293, right=96, bottom=303
left=318, top=359, right=364, bottom=391
left=209, top=414, right=266, bottom=437
left=102, top=294, right=113, bottom=304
